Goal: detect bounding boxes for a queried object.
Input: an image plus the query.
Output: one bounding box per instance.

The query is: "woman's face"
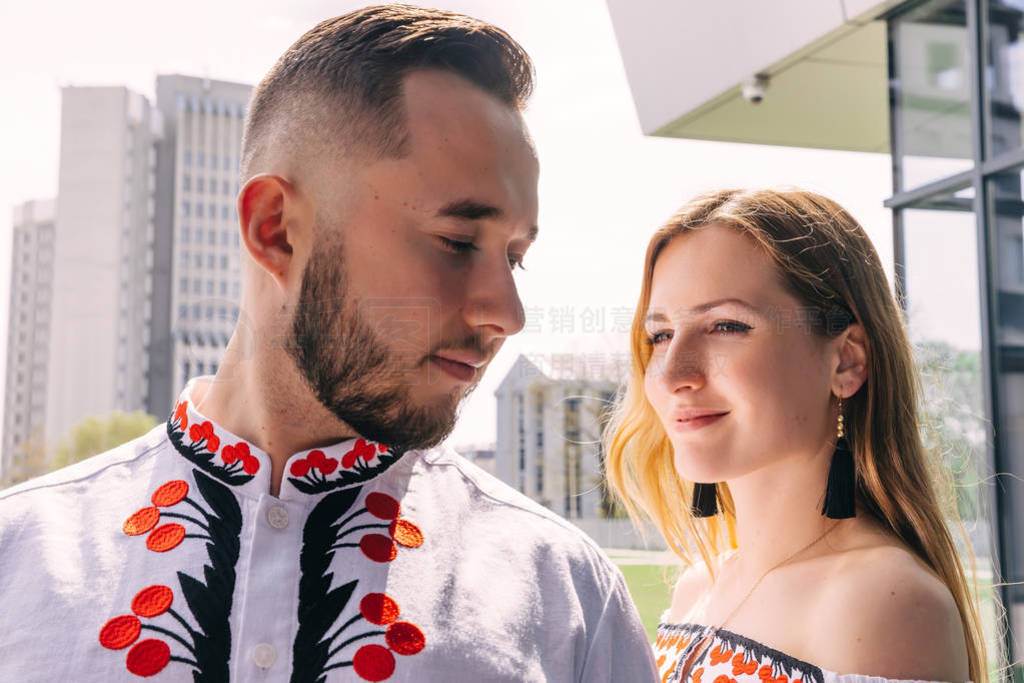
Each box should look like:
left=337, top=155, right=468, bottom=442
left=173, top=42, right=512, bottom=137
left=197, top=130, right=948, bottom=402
left=643, top=224, right=837, bottom=484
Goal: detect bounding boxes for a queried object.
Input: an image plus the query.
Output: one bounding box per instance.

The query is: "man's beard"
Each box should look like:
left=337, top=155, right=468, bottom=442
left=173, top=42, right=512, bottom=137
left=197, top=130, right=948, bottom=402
left=286, top=238, right=481, bottom=452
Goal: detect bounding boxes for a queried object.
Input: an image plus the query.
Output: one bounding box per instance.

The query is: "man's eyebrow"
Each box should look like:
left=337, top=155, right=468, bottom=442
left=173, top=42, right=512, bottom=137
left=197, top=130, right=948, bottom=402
left=643, top=298, right=758, bottom=323
left=438, top=199, right=503, bottom=221
left=437, top=199, right=539, bottom=242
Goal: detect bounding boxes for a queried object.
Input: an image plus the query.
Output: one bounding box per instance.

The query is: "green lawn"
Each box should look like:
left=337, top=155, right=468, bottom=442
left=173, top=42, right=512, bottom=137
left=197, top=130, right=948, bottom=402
left=617, top=564, right=675, bottom=642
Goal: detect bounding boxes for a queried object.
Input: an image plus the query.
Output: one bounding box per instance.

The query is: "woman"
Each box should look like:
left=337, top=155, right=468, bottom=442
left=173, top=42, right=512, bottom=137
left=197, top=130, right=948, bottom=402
left=605, top=189, right=987, bottom=682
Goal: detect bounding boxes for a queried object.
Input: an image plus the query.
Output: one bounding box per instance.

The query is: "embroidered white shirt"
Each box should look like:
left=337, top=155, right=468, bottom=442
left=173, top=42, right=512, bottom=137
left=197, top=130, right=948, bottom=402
left=0, top=380, right=657, bottom=682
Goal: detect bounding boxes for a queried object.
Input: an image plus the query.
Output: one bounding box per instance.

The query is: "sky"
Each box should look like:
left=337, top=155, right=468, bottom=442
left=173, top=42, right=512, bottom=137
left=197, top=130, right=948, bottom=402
left=0, top=0, right=927, bottom=451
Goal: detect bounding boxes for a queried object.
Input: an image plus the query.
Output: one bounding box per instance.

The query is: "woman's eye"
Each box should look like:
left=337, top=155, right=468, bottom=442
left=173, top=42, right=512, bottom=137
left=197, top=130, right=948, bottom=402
left=508, top=255, right=526, bottom=271
left=646, top=331, right=672, bottom=346
left=436, top=236, right=478, bottom=254
left=712, top=321, right=752, bottom=334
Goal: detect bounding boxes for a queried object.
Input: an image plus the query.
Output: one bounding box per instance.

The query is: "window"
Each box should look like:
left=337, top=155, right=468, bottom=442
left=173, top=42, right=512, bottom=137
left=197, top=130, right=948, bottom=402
left=182, top=226, right=191, bottom=243
left=223, top=156, right=230, bottom=171
left=219, top=281, right=227, bottom=295
left=221, top=206, right=228, bottom=220
left=220, top=255, right=228, bottom=269
left=222, top=180, right=229, bottom=195
left=178, top=304, right=187, bottom=319
left=180, top=251, right=189, bottom=266
left=184, top=149, right=191, bottom=166
left=207, top=254, right=215, bottom=268
left=192, top=304, right=200, bottom=319
left=196, top=177, right=204, bottom=193
left=221, top=230, right=229, bottom=245
left=210, top=154, right=218, bottom=169
left=209, top=204, right=216, bottom=220
left=192, top=279, right=201, bottom=294
left=197, top=151, right=205, bottom=167
left=196, top=361, right=204, bottom=375
left=183, top=175, right=191, bottom=192
left=233, top=233, right=239, bottom=248
left=196, top=203, right=203, bottom=218
left=205, top=306, right=213, bottom=320
left=208, top=231, right=215, bottom=246
left=182, top=202, right=190, bottom=217
left=179, top=278, right=188, bottom=294
left=206, top=280, right=214, bottom=295
left=232, top=282, right=240, bottom=297
left=218, top=306, right=227, bottom=320
left=194, top=253, right=202, bottom=268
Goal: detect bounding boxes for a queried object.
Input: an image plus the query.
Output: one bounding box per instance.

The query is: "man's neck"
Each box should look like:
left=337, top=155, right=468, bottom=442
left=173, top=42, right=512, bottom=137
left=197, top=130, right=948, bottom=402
left=194, top=332, right=359, bottom=496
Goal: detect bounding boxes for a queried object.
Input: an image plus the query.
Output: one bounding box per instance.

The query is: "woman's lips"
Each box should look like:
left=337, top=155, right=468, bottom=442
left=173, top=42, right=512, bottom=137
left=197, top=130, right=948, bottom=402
left=671, top=411, right=728, bottom=432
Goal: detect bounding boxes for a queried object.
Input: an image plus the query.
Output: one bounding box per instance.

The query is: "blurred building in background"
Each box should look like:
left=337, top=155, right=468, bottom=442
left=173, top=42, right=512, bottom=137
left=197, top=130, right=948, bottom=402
left=1, top=76, right=251, bottom=482
left=607, top=0, right=1024, bottom=670
left=149, top=75, right=252, bottom=417
left=2, top=199, right=55, bottom=476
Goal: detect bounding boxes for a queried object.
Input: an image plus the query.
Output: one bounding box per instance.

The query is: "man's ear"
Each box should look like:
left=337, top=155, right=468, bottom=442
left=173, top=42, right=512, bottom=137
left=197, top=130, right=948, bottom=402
left=237, top=174, right=310, bottom=290
left=832, top=323, right=868, bottom=399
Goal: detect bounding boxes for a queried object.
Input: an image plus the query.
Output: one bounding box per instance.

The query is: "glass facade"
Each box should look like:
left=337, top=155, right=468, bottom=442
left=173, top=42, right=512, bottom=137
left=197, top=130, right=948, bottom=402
left=889, top=1, right=1024, bottom=675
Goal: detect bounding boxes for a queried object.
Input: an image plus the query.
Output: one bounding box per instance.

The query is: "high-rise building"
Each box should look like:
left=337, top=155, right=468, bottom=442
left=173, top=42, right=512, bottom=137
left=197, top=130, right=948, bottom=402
left=148, top=75, right=252, bottom=417
left=45, top=87, right=161, bottom=443
left=494, top=353, right=625, bottom=520
left=2, top=199, right=55, bottom=478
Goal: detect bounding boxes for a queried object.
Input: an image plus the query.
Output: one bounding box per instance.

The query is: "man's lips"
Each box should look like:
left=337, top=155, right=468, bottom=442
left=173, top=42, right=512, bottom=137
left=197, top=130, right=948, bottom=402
left=429, top=352, right=486, bottom=383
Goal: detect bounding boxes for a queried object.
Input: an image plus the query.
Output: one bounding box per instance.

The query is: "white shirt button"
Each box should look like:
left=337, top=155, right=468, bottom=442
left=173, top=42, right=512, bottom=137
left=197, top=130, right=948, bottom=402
left=266, top=506, right=289, bottom=529
left=252, top=643, right=277, bottom=669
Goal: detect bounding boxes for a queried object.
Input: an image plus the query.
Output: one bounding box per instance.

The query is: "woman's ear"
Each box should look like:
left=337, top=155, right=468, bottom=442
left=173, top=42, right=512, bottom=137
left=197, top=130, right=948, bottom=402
left=832, top=323, right=868, bottom=399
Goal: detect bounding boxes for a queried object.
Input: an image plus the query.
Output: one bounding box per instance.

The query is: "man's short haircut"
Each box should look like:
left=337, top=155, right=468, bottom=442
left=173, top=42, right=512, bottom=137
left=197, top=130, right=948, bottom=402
left=240, top=4, right=535, bottom=181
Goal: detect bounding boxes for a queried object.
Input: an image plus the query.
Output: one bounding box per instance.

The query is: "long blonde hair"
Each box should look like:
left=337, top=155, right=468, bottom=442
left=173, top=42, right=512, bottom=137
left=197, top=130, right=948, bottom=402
left=605, top=188, right=987, bottom=681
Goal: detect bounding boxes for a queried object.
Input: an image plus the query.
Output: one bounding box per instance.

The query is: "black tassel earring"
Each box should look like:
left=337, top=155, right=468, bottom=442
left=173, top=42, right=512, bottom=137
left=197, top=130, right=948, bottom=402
left=691, top=482, right=718, bottom=517
left=822, top=396, right=856, bottom=518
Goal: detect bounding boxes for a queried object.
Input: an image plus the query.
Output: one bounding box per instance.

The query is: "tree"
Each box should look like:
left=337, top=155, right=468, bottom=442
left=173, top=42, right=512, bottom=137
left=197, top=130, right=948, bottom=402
left=52, top=411, right=159, bottom=470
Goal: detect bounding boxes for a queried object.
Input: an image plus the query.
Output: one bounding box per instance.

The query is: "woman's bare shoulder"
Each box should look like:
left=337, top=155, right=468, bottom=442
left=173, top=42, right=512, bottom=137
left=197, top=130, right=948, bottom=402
left=664, top=557, right=717, bottom=624
left=808, top=543, right=969, bottom=681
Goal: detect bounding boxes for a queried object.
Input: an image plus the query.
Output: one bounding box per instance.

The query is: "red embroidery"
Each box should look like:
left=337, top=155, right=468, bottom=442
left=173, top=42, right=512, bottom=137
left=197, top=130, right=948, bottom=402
left=342, top=439, right=379, bottom=469
left=146, top=523, right=186, bottom=552
left=131, top=585, right=173, bottom=618
left=360, top=534, right=398, bottom=563
left=188, top=421, right=220, bottom=454
left=713, top=676, right=737, bottom=683
left=389, top=519, right=423, bottom=548
left=126, top=638, right=171, bottom=677
left=99, top=586, right=190, bottom=677
left=99, top=615, right=142, bottom=650
left=732, top=652, right=758, bottom=676
left=710, top=645, right=733, bottom=665
left=360, top=593, right=400, bottom=625
left=365, top=492, right=401, bottom=520
left=692, top=668, right=704, bottom=683
left=124, top=507, right=160, bottom=536
left=385, top=621, right=425, bottom=655
left=221, top=442, right=260, bottom=474
left=151, top=480, right=188, bottom=507
left=352, top=644, right=395, bottom=682
left=173, top=402, right=188, bottom=432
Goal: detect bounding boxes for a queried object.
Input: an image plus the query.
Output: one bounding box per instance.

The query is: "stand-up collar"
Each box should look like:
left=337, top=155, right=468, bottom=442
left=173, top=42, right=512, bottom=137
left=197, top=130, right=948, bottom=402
left=166, top=378, right=406, bottom=501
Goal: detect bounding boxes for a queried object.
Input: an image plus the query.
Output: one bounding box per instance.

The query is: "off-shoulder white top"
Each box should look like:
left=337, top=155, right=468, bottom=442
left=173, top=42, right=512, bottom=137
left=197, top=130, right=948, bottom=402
left=655, top=621, right=954, bottom=683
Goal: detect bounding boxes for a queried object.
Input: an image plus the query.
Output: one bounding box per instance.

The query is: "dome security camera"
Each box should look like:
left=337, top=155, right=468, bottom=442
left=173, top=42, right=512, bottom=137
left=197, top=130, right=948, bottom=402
left=741, top=74, right=770, bottom=104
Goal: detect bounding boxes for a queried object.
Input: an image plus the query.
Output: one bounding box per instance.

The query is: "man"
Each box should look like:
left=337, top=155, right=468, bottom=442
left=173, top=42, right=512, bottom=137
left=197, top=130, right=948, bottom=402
left=0, top=5, right=657, bottom=682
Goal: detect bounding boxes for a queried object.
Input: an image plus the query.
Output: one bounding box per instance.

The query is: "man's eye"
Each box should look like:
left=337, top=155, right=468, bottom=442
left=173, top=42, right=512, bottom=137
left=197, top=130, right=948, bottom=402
left=436, top=236, right=478, bottom=254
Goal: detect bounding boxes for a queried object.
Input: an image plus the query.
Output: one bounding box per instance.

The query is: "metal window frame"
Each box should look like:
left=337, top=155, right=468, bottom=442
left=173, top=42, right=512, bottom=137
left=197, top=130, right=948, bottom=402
left=885, top=0, right=1018, bottom=671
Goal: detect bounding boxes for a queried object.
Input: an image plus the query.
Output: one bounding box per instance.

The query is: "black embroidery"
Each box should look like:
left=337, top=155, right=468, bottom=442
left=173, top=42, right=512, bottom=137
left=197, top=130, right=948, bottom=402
left=292, top=488, right=363, bottom=683
left=658, top=622, right=825, bottom=683
left=177, top=469, right=243, bottom=682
